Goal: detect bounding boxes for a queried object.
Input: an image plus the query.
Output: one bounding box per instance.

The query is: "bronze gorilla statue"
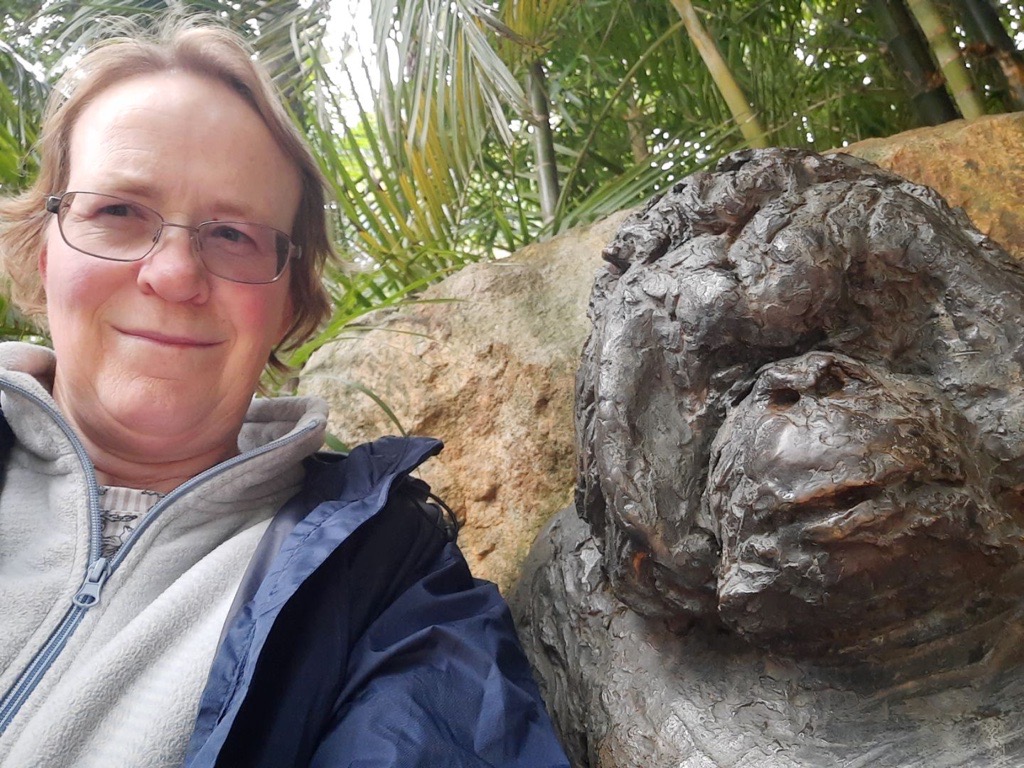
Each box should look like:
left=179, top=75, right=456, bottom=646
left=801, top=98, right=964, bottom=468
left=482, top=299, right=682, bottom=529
left=513, top=148, right=1024, bottom=767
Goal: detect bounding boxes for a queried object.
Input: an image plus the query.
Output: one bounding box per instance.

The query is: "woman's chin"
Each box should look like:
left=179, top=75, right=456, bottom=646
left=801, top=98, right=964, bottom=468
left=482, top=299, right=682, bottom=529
left=91, top=383, right=241, bottom=454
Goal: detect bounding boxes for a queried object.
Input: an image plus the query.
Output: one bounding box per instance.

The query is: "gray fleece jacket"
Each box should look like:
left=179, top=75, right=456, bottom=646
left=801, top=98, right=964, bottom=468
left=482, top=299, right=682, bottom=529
left=0, top=342, right=329, bottom=768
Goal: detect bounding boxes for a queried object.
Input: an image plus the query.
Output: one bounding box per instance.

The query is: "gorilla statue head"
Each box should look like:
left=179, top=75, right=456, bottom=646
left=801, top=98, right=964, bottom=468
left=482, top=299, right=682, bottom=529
left=576, top=149, right=1024, bottom=660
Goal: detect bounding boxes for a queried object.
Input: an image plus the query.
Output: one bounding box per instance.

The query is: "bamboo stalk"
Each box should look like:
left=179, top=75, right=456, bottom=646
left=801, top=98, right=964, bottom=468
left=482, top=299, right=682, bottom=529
left=962, top=0, right=1024, bottom=110
left=869, top=0, right=958, bottom=124
left=528, top=60, right=560, bottom=226
left=906, top=0, right=986, bottom=119
left=626, top=93, right=650, bottom=164
left=668, top=0, right=768, bottom=148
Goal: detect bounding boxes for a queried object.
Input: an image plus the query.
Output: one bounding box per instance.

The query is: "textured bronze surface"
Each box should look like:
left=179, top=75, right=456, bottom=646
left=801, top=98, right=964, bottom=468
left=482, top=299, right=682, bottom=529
left=514, top=148, right=1024, bottom=767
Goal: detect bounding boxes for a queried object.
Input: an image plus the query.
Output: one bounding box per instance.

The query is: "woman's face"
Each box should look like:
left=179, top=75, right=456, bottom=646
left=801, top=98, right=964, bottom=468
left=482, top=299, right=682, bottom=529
left=41, top=70, right=301, bottom=481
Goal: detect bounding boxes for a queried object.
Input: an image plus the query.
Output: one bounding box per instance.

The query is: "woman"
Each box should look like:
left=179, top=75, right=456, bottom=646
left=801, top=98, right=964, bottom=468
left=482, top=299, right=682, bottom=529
left=0, top=19, right=568, bottom=768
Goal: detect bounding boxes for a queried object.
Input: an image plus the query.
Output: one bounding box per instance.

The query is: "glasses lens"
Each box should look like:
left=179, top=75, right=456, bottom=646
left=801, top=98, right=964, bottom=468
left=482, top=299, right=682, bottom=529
left=57, top=192, right=161, bottom=262
left=197, top=221, right=290, bottom=284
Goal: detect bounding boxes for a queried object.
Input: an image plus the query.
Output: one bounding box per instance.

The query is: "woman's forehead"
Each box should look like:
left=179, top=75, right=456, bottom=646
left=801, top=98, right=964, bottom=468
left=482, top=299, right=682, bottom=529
left=65, top=71, right=301, bottom=225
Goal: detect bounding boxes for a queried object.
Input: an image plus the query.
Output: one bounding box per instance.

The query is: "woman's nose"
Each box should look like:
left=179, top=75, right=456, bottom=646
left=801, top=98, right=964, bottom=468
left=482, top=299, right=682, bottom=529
left=136, top=224, right=210, bottom=304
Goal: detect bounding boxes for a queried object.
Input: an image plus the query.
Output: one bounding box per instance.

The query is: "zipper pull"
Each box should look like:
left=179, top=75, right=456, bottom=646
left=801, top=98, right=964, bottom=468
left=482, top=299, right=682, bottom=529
left=72, top=557, right=110, bottom=608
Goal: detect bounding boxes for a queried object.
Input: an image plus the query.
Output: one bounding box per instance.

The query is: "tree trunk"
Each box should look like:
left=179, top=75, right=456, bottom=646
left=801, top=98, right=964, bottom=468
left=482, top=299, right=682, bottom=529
left=906, top=0, right=986, bottom=119
left=869, top=0, right=959, bottom=125
left=668, top=0, right=768, bottom=148
left=528, top=60, right=560, bottom=227
left=962, top=0, right=1024, bottom=109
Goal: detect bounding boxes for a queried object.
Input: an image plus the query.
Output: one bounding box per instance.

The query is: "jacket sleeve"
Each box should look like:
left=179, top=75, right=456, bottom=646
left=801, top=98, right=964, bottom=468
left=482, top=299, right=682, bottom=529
left=310, top=539, right=571, bottom=768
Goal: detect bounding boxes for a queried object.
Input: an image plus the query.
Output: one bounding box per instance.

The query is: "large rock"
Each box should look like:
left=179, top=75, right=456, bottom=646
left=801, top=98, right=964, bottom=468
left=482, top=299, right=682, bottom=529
left=299, top=211, right=629, bottom=591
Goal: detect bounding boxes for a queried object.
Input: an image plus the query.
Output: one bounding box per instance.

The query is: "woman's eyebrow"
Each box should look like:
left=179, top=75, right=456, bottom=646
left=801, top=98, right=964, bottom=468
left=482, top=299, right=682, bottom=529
left=201, top=200, right=263, bottom=221
left=68, top=179, right=264, bottom=222
left=81, top=175, right=158, bottom=202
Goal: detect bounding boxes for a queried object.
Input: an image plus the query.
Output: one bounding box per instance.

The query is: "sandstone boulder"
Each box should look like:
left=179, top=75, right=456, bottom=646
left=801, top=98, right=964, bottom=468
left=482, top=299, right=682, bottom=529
left=299, top=211, right=629, bottom=591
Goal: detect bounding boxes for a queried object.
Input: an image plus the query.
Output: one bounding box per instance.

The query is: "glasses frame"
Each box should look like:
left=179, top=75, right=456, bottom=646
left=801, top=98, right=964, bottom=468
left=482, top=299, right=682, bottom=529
left=44, top=191, right=302, bottom=285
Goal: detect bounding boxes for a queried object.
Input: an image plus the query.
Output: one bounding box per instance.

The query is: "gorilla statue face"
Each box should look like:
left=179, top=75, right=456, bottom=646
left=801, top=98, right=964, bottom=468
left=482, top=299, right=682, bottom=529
left=576, top=149, right=1024, bottom=659
left=709, top=352, right=1022, bottom=658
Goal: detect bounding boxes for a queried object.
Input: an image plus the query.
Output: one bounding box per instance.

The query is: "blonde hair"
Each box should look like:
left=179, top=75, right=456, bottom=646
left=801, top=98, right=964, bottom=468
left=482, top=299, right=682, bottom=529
left=0, top=18, right=334, bottom=365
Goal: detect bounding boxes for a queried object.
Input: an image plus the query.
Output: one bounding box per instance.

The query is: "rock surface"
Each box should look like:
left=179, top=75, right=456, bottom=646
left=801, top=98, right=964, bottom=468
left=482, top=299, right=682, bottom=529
left=299, top=211, right=629, bottom=591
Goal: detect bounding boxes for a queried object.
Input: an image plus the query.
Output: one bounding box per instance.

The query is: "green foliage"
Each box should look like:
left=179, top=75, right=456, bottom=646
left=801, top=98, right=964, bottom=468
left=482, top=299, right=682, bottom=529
left=2, top=0, right=1024, bottom=366
left=0, top=38, right=44, bottom=190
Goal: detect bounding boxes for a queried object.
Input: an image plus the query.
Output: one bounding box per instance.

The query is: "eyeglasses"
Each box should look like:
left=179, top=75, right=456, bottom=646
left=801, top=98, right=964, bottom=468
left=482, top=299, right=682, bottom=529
left=45, top=191, right=301, bottom=285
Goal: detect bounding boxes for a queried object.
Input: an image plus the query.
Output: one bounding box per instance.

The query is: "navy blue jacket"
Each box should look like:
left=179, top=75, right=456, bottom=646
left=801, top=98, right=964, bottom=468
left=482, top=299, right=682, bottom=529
left=183, top=435, right=569, bottom=767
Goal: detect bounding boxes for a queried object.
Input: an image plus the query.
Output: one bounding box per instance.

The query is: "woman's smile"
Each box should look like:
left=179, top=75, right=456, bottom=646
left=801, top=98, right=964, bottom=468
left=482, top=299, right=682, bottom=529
left=115, top=326, right=224, bottom=349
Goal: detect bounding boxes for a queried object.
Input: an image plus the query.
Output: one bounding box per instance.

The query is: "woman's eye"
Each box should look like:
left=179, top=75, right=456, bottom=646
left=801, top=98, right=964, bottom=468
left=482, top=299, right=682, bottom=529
left=209, top=225, right=254, bottom=246
left=91, top=201, right=149, bottom=220
left=98, top=204, right=133, bottom=217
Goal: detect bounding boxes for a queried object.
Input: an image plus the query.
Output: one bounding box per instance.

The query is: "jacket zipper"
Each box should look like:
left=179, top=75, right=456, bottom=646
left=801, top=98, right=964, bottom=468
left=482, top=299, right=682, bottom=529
left=0, top=380, right=102, bottom=736
left=0, top=381, right=319, bottom=736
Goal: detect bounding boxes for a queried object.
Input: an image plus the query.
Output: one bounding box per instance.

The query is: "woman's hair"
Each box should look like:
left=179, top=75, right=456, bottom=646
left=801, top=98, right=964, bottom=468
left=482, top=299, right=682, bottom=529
left=0, top=16, right=334, bottom=366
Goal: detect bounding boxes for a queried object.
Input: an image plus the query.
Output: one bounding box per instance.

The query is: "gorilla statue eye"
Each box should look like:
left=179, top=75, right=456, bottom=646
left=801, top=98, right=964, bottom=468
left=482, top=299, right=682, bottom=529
left=769, top=388, right=801, bottom=407
left=814, top=372, right=844, bottom=397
